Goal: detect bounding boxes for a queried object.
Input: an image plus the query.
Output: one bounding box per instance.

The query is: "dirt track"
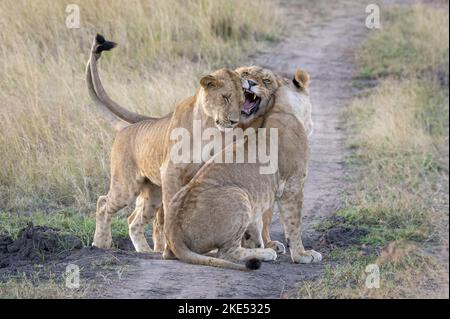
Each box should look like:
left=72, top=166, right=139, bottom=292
left=95, top=1, right=371, bottom=299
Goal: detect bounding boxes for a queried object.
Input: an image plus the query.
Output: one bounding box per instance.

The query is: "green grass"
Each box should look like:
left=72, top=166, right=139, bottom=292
left=300, top=4, right=449, bottom=298
left=0, top=210, right=133, bottom=247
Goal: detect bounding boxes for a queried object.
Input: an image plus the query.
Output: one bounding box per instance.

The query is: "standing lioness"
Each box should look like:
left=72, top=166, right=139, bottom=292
left=86, top=34, right=248, bottom=249
left=236, top=66, right=314, bottom=253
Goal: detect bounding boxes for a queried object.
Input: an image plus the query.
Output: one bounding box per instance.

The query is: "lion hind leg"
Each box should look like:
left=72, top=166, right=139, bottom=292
left=93, top=182, right=140, bottom=249
left=93, top=193, right=129, bottom=249
left=92, top=195, right=112, bottom=248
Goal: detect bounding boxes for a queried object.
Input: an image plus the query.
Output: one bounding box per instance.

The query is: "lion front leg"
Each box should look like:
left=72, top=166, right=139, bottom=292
left=160, top=161, right=193, bottom=250
left=152, top=207, right=165, bottom=252
left=261, top=208, right=286, bottom=254
left=128, top=184, right=162, bottom=253
left=128, top=195, right=152, bottom=253
left=278, top=191, right=322, bottom=264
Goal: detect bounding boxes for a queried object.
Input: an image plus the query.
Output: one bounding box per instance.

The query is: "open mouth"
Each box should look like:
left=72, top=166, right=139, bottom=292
left=241, top=90, right=261, bottom=117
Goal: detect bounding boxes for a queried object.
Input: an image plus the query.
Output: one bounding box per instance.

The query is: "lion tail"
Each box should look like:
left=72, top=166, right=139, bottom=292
left=170, top=235, right=261, bottom=271
left=86, top=34, right=153, bottom=131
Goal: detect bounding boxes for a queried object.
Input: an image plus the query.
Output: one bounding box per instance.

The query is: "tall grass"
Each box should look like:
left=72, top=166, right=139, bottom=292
left=358, top=5, right=449, bottom=78
left=342, top=78, right=448, bottom=246
left=0, top=0, right=283, bottom=213
left=345, top=5, right=449, bottom=246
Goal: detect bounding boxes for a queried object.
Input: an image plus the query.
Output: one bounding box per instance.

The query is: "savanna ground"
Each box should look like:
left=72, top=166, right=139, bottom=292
left=0, top=0, right=448, bottom=298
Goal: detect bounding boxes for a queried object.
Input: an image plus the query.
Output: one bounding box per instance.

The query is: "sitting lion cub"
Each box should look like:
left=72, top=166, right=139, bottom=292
left=164, top=69, right=321, bottom=270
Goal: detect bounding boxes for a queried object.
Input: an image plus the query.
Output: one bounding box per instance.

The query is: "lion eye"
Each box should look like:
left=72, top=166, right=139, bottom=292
left=263, top=78, right=272, bottom=84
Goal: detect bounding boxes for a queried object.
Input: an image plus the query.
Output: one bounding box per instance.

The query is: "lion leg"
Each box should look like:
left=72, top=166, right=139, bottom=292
left=262, top=207, right=286, bottom=254
left=128, top=196, right=151, bottom=252
left=92, top=195, right=112, bottom=248
left=152, top=207, right=165, bottom=252
left=93, top=190, right=136, bottom=249
left=159, top=162, right=189, bottom=256
left=93, top=168, right=143, bottom=249
left=278, top=191, right=321, bottom=264
left=221, top=229, right=277, bottom=263
left=162, top=244, right=176, bottom=260
left=241, top=215, right=264, bottom=249
left=128, top=184, right=161, bottom=253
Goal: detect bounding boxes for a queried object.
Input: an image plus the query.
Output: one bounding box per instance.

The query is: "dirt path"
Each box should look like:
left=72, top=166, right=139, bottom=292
left=97, top=2, right=371, bottom=299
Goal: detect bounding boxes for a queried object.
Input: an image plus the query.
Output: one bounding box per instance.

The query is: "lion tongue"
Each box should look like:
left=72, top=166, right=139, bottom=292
left=242, top=99, right=256, bottom=115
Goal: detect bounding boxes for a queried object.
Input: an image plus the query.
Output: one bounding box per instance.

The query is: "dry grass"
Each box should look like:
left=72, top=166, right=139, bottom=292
left=341, top=78, right=448, bottom=245
left=299, top=242, right=449, bottom=299
left=358, top=5, right=449, bottom=78
left=0, top=276, right=89, bottom=299
left=0, top=0, right=283, bottom=213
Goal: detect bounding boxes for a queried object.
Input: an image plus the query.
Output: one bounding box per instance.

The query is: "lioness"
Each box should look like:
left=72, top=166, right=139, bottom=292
left=164, top=69, right=321, bottom=270
left=86, top=34, right=249, bottom=250
left=236, top=66, right=314, bottom=254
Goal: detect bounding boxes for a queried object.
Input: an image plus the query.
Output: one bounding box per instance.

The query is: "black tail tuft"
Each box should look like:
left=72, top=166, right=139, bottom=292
left=94, top=34, right=117, bottom=54
left=96, top=34, right=106, bottom=44
left=245, top=258, right=262, bottom=270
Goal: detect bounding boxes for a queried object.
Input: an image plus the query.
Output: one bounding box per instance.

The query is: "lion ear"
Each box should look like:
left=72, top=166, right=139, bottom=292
left=200, top=75, right=219, bottom=89
left=293, top=69, right=310, bottom=91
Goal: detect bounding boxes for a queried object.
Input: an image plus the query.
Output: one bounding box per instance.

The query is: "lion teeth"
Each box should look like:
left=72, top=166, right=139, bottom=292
left=252, top=94, right=256, bottom=101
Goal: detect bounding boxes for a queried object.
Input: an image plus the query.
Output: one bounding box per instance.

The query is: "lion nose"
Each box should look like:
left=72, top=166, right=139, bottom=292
left=248, top=79, right=257, bottom=87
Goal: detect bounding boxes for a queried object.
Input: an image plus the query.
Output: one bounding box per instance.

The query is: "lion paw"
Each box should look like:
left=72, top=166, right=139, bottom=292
left=92, top=237, right=112, bottom=249
left=292, top=249, right=322, bottom=264
left=162, top=247, right=177, bottom=260
left=260, top=248, right=278, bottom=261
left=266, top=241, right=286, bottom=254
